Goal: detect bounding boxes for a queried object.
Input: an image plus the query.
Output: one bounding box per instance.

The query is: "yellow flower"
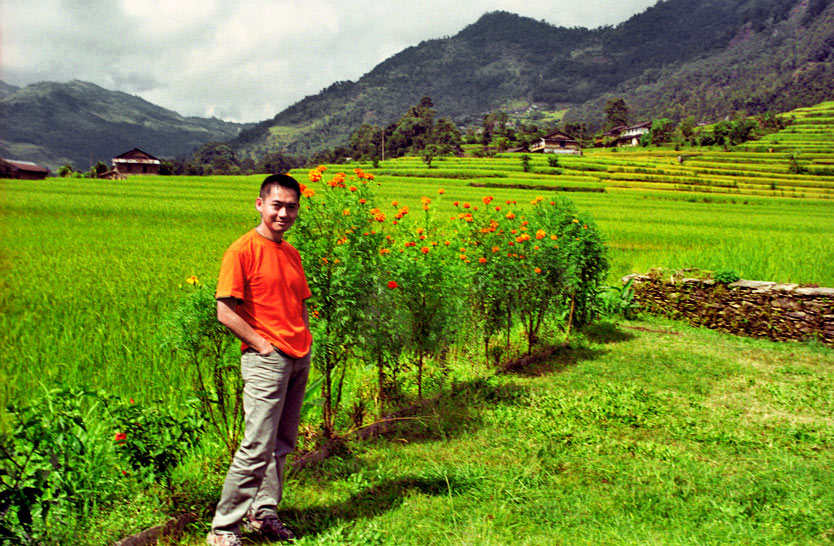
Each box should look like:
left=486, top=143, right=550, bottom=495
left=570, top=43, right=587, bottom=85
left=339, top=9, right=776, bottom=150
left=185, top=275, right=200, bottom=285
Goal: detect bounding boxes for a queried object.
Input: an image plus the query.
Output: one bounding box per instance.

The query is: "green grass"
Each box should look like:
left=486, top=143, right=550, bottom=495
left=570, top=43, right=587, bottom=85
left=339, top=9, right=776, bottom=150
left=172, top=316, right=834, bottom=546
left=2, top=160, right=833, bottom=410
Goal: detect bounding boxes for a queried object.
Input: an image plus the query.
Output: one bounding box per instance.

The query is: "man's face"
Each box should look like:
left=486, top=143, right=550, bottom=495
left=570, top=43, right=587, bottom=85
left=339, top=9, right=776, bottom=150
left=256, top=185, right=300, bottom=240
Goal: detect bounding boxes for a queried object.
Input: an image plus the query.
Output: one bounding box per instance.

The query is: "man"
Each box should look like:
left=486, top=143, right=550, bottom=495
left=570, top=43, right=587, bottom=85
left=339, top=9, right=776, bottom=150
left=207, top=174, right=312, bottom=546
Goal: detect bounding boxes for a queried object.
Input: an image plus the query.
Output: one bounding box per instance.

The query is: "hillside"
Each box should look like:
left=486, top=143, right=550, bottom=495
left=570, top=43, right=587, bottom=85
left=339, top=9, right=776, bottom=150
left=0, top=80, right=250, bottom=171
left=232, top=0, right=834, bottom=159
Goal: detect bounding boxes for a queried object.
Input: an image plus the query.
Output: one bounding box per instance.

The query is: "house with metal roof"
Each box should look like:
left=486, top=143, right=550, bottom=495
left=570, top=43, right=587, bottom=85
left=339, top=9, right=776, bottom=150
left=0, top=158, right=50, bottom=179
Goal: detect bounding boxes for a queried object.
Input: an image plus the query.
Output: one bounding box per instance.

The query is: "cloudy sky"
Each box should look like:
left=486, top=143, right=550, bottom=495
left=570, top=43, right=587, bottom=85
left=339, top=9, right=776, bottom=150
left=2, top=0, right=657, bottom=123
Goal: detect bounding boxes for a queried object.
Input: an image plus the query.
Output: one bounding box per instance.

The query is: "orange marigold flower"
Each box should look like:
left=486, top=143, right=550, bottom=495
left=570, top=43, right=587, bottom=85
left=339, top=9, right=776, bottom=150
left=536, top=229, right=546, bottom=239
left=550, top=235, right=558, bottom=240
left=416, top=227, right=425, bottom=234
left=459, top=254, right=467, bottom=260
left=375, top=214, right=386, bottom=222
left=521, top=221, right=529, bottom=226
left=444, top=241, right=451, bottom=246
left=419, top=235, right=426, bottom=240
left=317, top=165, right=327, bottom=172
left=392, top=200, right=399, bottom=207
left=302, top=188, right=316, bottom=198
left=506, top=212, right=516, bottom=220
left=359, top=198, right=366, bottom=204
left=482, top=195, right=493, bottom=205
left=380, top=248, right=391, bottom=255
left=349, top=185, right=358, bottom=192
left=421, top=196, right=431, bottom=205
left=479, top=257, right=487, bottom=264
left=534, top=267, right=542, bottom=274
left=492, top=246, right=500, bottom=253
left=495, top=206, right=501, bottom=211
left=438, top=188, right=445, bottom=194
left=308, top=170, right=322, bottom=183
left=422, top=204, right=429, bottom=211
left=511, top=229, right=517, bottom=234
left=421, top=246, right=430, bottom=254
left=343, top=209, right=350, bottom=215
left=462, top=202, right=471, bottom=209
left=453, top=201, right=460, bottom=206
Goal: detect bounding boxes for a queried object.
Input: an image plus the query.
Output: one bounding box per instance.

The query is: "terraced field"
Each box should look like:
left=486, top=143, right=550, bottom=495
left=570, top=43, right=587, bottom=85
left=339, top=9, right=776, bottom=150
left=414, top=102, right=834, bottom=200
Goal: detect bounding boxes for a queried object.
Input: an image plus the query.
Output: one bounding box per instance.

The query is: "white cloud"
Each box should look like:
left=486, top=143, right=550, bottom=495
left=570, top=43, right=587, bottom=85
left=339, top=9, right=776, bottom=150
left=1, top=0, right=657, bottom=122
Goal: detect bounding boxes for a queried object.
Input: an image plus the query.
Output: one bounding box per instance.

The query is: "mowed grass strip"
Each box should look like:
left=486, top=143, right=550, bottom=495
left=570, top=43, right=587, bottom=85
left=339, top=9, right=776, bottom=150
left=177, top=317, right=834, bottom=546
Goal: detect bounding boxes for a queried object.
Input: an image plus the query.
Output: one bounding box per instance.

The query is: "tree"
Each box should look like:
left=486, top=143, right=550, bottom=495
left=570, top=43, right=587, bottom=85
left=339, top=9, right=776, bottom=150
left=604, top=98, right=629, bottom=130
left=192, top=142, right=237, bottom=175
left=676, top=116, right=697, bottom=145
left=422, top=144, right=440, bottom=167
left=58, top=164, right=75, bottom=178
left=649, top=118, right=676, bottom=145
left=349, top=123, right=383, bottom=160
left=90, top=161, right=108, bottom=178
left=431, top=117, right=462, bottom=155
left=387, top=96, right=436, bottom=157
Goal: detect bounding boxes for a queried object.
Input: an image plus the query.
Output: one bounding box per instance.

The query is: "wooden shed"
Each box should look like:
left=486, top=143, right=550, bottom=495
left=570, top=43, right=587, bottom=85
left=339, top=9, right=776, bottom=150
left=0, top=159, right=50, bottom=179
left=111, top=148, right=161, bottom=175
left=528, top=131, right=582, bottom=155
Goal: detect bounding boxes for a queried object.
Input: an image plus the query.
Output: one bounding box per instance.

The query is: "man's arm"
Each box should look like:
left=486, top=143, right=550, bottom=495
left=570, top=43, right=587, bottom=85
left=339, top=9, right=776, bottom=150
left=217, top=297, right=274, bottom=356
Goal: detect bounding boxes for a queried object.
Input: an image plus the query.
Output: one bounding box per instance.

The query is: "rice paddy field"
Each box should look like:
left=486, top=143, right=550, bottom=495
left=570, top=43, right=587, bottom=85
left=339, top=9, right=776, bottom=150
left=2, top=102, right=834, bottom=411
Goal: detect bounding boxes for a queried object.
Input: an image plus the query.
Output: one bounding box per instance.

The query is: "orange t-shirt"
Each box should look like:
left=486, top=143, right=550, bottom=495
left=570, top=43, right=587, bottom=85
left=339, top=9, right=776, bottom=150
left=216, top=229, right=312, bottom=358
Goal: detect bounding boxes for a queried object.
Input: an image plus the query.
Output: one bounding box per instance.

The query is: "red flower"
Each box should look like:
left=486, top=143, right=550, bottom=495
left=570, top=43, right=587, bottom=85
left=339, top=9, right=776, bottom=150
left=387, top=280, right=398, bottom=289
left=114, top=432, right=127, bottom=443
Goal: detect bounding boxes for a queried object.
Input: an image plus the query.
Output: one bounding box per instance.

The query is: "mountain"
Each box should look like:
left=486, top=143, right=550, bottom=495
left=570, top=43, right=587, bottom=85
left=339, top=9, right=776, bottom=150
left=0, top=80, right=251, bottom=171
left=231, top=0, right=834, bottom=158
left=0, top=82, right=20, bottom=99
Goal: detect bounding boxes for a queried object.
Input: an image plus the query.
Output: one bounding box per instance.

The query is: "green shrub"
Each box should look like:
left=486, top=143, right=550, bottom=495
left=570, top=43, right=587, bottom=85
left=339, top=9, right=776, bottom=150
left=714, top=269, right=741, bottom=284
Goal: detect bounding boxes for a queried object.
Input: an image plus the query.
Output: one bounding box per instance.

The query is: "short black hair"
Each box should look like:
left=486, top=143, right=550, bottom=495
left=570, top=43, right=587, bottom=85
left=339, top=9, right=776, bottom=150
left=260, top=173, right=300, bottom=201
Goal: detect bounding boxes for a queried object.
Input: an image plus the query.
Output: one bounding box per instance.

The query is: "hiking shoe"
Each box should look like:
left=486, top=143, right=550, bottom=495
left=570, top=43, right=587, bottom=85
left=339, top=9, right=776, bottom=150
left=206, top=531, right=242, bottom=546
left=246, top=513, right=296, bottom=541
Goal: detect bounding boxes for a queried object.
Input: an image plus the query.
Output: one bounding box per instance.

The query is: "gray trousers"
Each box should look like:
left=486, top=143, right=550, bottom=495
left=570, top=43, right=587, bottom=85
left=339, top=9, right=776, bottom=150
left=211, top=347, right=311, bottom=534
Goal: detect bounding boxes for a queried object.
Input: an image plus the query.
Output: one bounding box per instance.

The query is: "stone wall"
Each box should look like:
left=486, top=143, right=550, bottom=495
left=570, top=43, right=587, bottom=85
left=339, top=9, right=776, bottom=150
left=623, top=270, right=834, bottom=347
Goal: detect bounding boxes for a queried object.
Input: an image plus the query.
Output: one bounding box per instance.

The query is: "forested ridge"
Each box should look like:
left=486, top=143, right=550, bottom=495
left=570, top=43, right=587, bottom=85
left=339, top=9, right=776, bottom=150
left=232, top=0, right=834, bottom=159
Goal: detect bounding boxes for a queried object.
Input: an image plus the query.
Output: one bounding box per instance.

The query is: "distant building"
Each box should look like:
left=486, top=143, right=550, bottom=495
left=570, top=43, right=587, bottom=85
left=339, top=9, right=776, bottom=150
left=528, top=130, right=582, bottom=154
left=615, top=121, right=652, bottom=147
left=108, top=148, right=161, bottom=176
left=596, top=122, right=652, bottom=147
left=0, top=158, right=50, bottom=179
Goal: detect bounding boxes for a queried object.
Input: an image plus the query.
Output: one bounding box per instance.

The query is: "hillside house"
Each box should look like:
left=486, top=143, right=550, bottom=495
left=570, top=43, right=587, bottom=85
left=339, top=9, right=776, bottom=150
left=616, top=121, right=652, bottom=146
left=0, top=158, right=50, bottom=179
left=597, top=122, right=652, bottom=147
left=109, top=148, right=161, bottom=176
left=528, top=131, right=582, bottom=155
